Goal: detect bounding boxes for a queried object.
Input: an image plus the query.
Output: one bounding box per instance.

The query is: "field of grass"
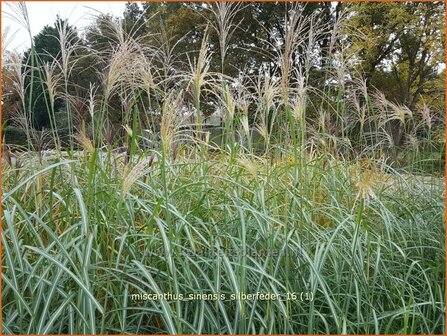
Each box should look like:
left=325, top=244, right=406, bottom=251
left=1, top=2, right=446, bottom=334
left=2, top=146, right=445, bottom=334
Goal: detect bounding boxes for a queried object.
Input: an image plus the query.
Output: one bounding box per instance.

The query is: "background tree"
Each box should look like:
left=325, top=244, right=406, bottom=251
left=345, top=2, right=445, bottom=110
left=22, top=17, right=79, bottom=129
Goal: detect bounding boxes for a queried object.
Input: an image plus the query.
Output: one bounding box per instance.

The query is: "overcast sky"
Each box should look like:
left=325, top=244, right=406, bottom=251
left=2, top=2, right=127, bottom=53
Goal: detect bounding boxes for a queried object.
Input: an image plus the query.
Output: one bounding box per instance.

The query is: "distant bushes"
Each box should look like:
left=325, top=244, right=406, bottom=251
left=2, top=126, right=72, bottom=149
left=2, top=126, right=27, bottom=146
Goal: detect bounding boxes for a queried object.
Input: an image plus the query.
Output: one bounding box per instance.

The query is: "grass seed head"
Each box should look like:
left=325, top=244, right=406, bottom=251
left=122, top=155, right=155, bottom=193
left=75, top=131, right=95, bottom=154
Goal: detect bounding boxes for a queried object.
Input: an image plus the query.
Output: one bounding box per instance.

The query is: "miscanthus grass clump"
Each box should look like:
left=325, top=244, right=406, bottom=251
left=2, top=148, right=445, bottom=334
left=2, top=2, right=445, bottom=334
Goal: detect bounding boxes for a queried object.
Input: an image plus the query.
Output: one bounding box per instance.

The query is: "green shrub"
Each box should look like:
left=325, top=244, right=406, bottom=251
left=2, top=126, right=28, bottom=146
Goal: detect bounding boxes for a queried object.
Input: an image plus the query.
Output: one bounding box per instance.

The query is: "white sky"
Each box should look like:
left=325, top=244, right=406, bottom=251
left=2, top=2, right=126, bottom=54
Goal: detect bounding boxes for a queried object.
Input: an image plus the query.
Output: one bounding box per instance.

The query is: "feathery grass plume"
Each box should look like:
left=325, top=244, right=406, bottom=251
left=432, top=128, right=446, bottom=147
left=239, top=107, right=250, bottom=146
left=327, top=5, right=349, bottom=55
left=255, top=110, right=269, bottom=150
left=331, top=52, right=349, bottom=137
left=137, top=56, right=156, bottom=93
left=3, top=2, right=32, bottom=43
left=318, top=109, right=329, bottom=134
left=381, top=127, right=396, bottom=150
left=62, top=94, right=87, bottom=130
left=86, top=83, right=97, bottom=119
left=290, top=76, right=307, bottom=123
left=404, top=132, right=419, bottom=151
left=9, top=107, right=32, bottom=137
left=75, top=130, right=95, bottom=155
left=42, top=61, right=61, bottom=106
left=42, top=60, right=62, bottom=148
left=288, top=72, right=310, bottom=167
left=123, top=124, right=133, bottom=138
left=83, top=83, right=97, bottom=144
left=191, top=26, right=212, bottom=99
left=2, top=53, right=34, bottom=149
left=206, top=2, right=245, bottom=73
left=118, top=90, right=136, bottom=126
left=96, top=15, right=143, bottom=100
left=34, top=129, right=54, bottom=153
left=219, top=82, right=235, bottom=149
left=237, top=154, right=258, bottom=176
left=261, top=71, right=278, bottom=113
left=375, top=91, right=413, bottom=125
left=104, top=13, right=126, bottom=45
left=374, top=91, right=413, bottom=160
left=53, top=16, right=83, bottom=146
left=122, top=155, right=155, bottom=194
left=102, top=42, right=135, bottom=101
left=233, top=75, right=252, bottom=148
left=420, top=103, right=433, bottom=130
left=151, top=25, right=187, bottom=92
left=54, top=17, right=79, bottom=79
left=4, top=2, right=37, bottom=149
left=222, top=82, right=236, bottom=124
left=355, top=167, right=376, bottom=202
left=92, top=16, right=142, bottom=145
left=4, top=52, right=27, bottom=108
left=160, top=90, right=184, bottom=158
left=254, top=70, right=279, bottom=151
left=278, top=3, right=310, bottom=106
left=350, top=78, right=368, bottom=136
left=186, top=26, right=214, bottom=140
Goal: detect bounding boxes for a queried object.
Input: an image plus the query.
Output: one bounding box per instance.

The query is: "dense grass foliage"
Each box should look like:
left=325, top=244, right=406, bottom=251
left=2, top=147, right=445, bottom=334
left=2, top=2, right=446, bottom=334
